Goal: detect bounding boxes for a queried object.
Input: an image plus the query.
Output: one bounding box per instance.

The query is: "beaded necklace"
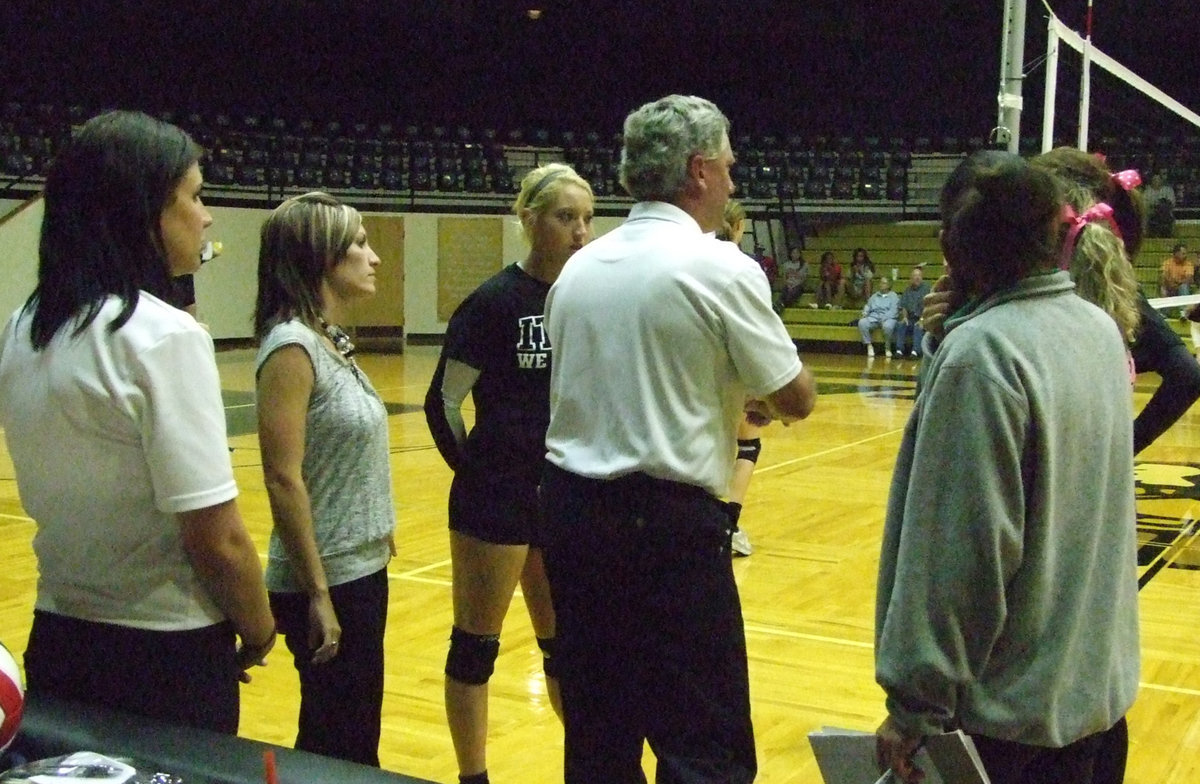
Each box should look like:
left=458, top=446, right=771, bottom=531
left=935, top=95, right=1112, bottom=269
left=319, top=318, right=358, bottom=370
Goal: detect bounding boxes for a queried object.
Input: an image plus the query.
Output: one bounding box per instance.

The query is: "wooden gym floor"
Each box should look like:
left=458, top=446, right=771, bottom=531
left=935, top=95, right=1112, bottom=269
left=0, top=345, right=1197, bottom=783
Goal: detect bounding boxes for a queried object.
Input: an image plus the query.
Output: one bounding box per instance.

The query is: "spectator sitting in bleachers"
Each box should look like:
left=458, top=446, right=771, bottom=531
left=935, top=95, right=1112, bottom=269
left=895, top=265, right=931, bottom=358
left=775, top=247, right=809, bottom=312
left=847, top=247, right=876, bottom=306
left=812, top=251, right=845, bottom=309
left=1145, top=173, right=1176, bottom=238
left=1160, top=242, right=1192, bottom=298
left=752, top=244, right=778, bottom=289
left=856, top=274, right=899, bottom=357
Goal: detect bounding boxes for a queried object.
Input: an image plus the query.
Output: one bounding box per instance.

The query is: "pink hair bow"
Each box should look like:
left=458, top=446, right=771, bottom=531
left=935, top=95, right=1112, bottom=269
left=1111, top=169, right=1142, bottom=191
left=1059, top=202, right=1121, bottom=270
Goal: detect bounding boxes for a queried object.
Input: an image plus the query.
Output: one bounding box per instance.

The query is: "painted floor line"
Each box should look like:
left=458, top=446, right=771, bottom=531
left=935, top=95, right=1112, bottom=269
left=391, top=559, right=452, bottom=579
left=745, top=622, right=1200, bottom=696
left=393, top=574, right=452, bottom=588
left=756, top=428, right=906, bottom=475
left=744, top=622, right=874, bottom=650
left=1138, top=681, right=1200, bottom=697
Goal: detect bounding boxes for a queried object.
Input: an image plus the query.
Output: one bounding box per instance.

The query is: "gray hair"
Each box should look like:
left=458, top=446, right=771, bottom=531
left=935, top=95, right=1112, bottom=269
left=618, top=95, right=731, bottom=202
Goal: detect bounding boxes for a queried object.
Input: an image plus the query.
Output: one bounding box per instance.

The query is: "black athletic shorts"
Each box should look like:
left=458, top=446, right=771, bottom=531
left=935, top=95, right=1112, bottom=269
left=448, top=465, right=545, bottom=547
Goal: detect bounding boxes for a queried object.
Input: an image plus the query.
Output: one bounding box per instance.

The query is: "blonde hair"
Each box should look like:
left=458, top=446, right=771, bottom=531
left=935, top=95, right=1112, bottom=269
left=717, top=199, right=745, bottom=242
left=1037, top=167, right=1142, bottom=343
left=254, top=191, right=363, bottom=338
left=513, top=163, right=592, bottom=244
left=1061, top=206, right=1142, bottom=342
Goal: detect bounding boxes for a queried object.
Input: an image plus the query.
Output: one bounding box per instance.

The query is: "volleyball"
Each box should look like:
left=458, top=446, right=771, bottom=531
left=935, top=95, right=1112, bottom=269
left=0, top=641, right=24, bottom=753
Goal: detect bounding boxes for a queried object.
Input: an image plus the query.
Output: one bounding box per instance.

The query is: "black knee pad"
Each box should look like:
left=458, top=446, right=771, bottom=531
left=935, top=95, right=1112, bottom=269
left=536, top=636, right=561, bottom=680
left=445, top=626, right=500, bottom=685
left=736, top=438, right=762, bottom=464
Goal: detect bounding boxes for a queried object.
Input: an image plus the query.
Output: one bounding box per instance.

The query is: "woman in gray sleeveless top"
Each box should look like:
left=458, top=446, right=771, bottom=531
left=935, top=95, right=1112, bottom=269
left=253, top=192, right=396, bottom=766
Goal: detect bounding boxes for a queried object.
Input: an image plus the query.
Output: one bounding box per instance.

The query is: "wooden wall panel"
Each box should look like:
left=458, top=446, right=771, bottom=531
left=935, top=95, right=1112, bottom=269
left=436, top=217, right=504, bottom=322
left=347, top=214, right=406, bottom=329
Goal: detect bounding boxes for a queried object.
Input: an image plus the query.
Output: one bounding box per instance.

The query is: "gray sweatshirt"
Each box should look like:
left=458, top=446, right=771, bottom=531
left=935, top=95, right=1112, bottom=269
left=875, top=270, right=1139, bottom=746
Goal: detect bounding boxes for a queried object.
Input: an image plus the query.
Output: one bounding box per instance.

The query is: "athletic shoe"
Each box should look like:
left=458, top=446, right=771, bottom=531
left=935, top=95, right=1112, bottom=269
left=866, top=344, right=875, bottom=358
left=885, top=348, right=893, bottom=358
left=824, top=303, right=834, bottom=310
left=809, top=303, right=819, bottom=309
left=731, top=528, right=753, bottom=557
left=910, top=350, right=919, bottom=358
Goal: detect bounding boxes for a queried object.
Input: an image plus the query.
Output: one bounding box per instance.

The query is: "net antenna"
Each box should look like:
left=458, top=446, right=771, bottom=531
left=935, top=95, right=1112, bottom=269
left=1039, top=0, right=1200, bottom=152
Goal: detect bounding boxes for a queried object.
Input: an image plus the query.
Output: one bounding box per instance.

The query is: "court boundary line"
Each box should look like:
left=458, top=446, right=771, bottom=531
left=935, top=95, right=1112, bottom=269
left=1138, top=512, right=1199, bottom=590
left=744, top=622, right=874, bottom=650
left=5, top=493, right=1197, bottom=699
left=754, top=427, right=906, bottom=475
left=1139, top=681, right=1200, bottom=697
left=390, top=559, right=451, bottom=580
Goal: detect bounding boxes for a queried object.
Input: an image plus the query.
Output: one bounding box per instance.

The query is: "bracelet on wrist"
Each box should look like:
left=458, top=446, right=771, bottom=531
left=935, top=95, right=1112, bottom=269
left=242, top=626, right=277, bottom=652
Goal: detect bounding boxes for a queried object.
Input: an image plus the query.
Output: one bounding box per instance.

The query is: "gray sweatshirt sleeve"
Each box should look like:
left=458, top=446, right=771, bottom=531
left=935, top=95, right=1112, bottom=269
left=875, top=360, right=1028, bottom=737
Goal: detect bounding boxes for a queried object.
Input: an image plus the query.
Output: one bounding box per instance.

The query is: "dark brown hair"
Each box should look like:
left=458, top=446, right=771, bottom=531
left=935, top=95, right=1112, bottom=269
left=27, top=110, right=201, bottom=348
left=940, top=150, right=1061, bottom=298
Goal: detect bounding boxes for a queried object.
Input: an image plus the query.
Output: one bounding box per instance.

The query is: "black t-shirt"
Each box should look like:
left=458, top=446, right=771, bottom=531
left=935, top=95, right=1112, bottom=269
left=425, top=263, right=552, bottom=473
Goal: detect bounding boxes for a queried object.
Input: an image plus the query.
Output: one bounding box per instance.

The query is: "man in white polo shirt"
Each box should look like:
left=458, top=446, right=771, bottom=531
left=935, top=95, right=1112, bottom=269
left=540, top=94, right=817, bottom=783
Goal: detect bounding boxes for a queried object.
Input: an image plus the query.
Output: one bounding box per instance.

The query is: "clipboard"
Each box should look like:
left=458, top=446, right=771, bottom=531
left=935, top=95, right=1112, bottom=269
left=807, top=726, right=991, bottom=784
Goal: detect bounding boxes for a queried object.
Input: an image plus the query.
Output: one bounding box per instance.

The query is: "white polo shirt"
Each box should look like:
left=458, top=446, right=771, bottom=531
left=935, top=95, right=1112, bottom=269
left=0, top=293, right=237, bottom=630
left=544, top=201, right=802, bottom=497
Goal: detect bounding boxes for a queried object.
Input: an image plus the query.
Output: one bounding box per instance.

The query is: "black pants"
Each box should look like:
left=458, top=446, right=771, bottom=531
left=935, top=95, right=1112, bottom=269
left=973, top=717, right=1127, bottom=784
left=540, top=463, right=756, bottom=784
left=25, top=610, right=239, bottom=733
left=778, top=282, right=807, bottom=309
left=270, top=568, right=389, bottom=766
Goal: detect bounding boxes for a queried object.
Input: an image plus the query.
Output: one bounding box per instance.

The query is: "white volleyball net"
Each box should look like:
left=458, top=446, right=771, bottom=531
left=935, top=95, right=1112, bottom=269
left=1038, top=6, right=1200, bottom=156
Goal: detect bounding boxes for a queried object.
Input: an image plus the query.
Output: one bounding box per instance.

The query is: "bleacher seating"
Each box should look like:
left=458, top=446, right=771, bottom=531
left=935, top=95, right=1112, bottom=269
left=5, top=100, right=1200, bottom=354
left=0, top=103, right=919, bottom=208
left=778, top=221, right=1200, bottom=352
left=2, top=101, right=1199, bottom=222
left=0, top=104, right=1173, bottom=195
left=4, top=101, right=1195, bottom=211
